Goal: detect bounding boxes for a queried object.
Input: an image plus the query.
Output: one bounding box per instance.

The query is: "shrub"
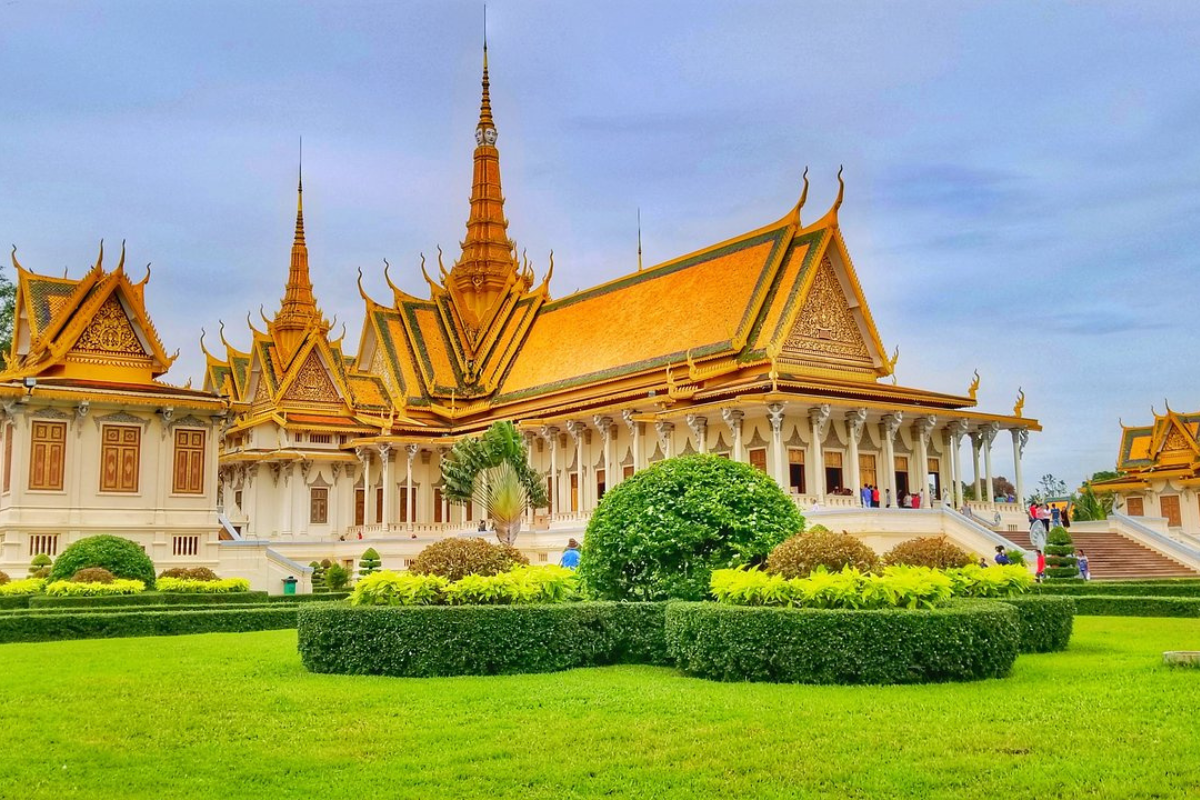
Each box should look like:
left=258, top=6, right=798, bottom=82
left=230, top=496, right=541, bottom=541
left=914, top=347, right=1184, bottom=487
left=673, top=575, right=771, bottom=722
left=945, top=564, right=1034, bottom=598
left=297, top=602, right=671, bottom=677
left=1071, top=595, right=1200, bottom=618
left=157, top=577, right=250, bottom=593
left=711, top=565, right=954, bottom=610
left=349, top=566, right=580, bottom=607
left=767, top=530, right=879, bottom=579
left=310, top=561, right=327, bottom=592
left=159, top=567, right=220, bottom=581
left=883, top=536, right=973, bottom=569
left=409, top=538, right=529, bottom=581
left=0, top=570, right=8, bottom=585
left=44, top=579, right=145, bottom=597
left=29, top=553, right=52, bottom=577
left=997, top=595, right=1075, bottom=652
left=1044, top=525, right=1079, bottom=580
left=267, top=591, right=350, bottom=603
left=580, top=455, right=804, bottom=601
left=324, top=564, right=351, bottom=591
left=70, top=567, right=115, bottom=584
left=358, top=548, right=382, bottom=578
left=29, top=591, right=269, bottom=608
left=0, top=578, right=46, bottom=596
left=666, top=600, right=1020, bottom=684
left=0, top=607, right=298, bottom=645
left=351, top=571, right=448, bottom=606
left=48, top=535, right=156, bottom=589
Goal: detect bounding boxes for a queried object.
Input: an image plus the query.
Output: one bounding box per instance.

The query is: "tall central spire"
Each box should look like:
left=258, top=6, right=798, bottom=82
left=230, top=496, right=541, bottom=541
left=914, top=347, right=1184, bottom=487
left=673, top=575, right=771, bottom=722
left=273, top=146, right=322, bottom=361
left=448, top=38, right=525, bottom=327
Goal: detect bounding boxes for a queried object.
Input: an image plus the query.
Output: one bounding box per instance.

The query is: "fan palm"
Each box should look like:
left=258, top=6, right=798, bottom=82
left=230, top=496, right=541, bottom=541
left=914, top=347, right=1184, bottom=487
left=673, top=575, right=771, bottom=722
left=441, top=421, right=548, bottom=545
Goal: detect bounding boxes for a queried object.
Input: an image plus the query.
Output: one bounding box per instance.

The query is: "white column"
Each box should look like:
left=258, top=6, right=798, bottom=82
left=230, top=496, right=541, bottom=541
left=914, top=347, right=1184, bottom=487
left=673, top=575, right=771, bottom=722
left=593, top=415, right=614, bottom=498
left=767, top=403, right=787, bottom=491
left=357, top=447, right=373, bottom=526
left=881, top=412, right=903, bottom=508
left=541, top=425, right=559, bottom=513
left=914, top=415, right=936, bottom=503
left=655, top=421, right=675, bottom=460
left=405, top=444, right=418, bottom=527
left=686, top=414, right=708, bottom=454
left=379, top=444, right=394, bottom=525
left=567, top=420, right=586, bottom=513
left=808, top=405, right=830, bottom=502
left=622, top=410, right=642, bottom=472
left=846, top=408, right=867, bottom=499
left=721, top=408, right=745, bottom=462
left=948, top=421, right=966, bottom=508
left=1011, top=428, right=1028, bottom=506
left=970, top=431, right=982, bottom=499
left=981, top=422, right=999, bottom=502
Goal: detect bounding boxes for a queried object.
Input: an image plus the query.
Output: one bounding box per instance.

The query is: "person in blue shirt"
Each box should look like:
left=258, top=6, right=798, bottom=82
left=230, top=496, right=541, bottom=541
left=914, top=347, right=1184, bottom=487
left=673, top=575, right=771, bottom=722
left=994, top=545, right=1011, bottom=565
left=559, top=539, right=582, bottom=569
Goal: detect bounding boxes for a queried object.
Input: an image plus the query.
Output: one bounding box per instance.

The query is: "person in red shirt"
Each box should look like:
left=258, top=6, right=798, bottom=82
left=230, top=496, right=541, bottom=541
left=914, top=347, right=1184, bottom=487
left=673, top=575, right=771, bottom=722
left=1035, top=549, right=1046, bottom=582
left=871, top=486, right=880, bottom=507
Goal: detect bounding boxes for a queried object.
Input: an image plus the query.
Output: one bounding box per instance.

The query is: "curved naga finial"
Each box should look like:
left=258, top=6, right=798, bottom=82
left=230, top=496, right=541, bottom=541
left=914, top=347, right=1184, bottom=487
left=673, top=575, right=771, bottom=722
left=167, top=348, right=180, bottom=366
left=1013, top=387, right=1025, bottom=418
left=1151, top=404, right=1158, bottom=418
left=10, top=245, right=24, bottom=273
left=383, top=258, right=402, bottom=295
left=968, top=369, right=981, bottom=400
left=356, top=267, right=371, bottom=302
left=258, top=304, right=271, bottom=327
left=246, top=311, right=261, bottom=336
left=418, top=253, right=438, bottom=291
left=218, top=320, right=237, bottom=351
left=833, top=165, right=846, bottom=212
left=198, top=327, right=215, bottom=360
left=1164, top=398, right=1173, bottom=415
left=887, top=344, right=900, bottom=385
left=795, top=166, right=809, bottom=221
left=115, top=239, right=126, bottom=273
left=436, top=245, right=450, bottom=282
left=137, top=263, right=152, bottom=287
left=94, top=239, right=104, bottom=272
left=539, top=249, right=555, bottom=291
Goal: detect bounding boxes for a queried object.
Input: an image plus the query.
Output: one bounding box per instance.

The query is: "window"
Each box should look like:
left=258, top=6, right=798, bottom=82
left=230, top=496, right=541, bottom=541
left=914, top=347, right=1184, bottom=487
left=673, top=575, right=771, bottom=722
left=546, top=477, right=555, bottom=513
left=596, top=469, right=606, bottom=502
left=3, top=421, right=11, bottom=492
left=749, top=448, right=767, bottom=472
left=570, top=474, right=579, bottom=512
left=172, top=535, right=200, bottom=556
left=824, top=450, right=844, bottom=493
left=309, top=433, right=332, bottom=444
left=354, top=488, right=365, bottom=526
left=1126, top=496, right=1143, bottom=516
left=29, top=533, right=59, bottom=557
left=29, top=420, right=66, bottom=491
left=310, top=487, right=328, bottom=524
left=375, top=487, right=383, bottom=524
left=234, top=490, right=243, bottom=508
left=100, top=425, right=141, bottom=492
left=623, top=465, right=635, bottom=479
left=1160, top=495, right=1182, bottom=528
left=859, top=454, right=877, bottom=488
left=398, top=487, right=417, bottom=522
left=172, top=429, right=206, bottom=494
left=433, top=487, right=444, bottom=523
left=788, top=448, right=805, bottom=493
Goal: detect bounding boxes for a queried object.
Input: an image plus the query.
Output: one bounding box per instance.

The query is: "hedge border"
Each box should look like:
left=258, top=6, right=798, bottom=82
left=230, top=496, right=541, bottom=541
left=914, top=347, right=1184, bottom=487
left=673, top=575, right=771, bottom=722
left=665, top=600, right=1020, bottom=685
left=1072, top=595, right=1200, bottom=618
left=0, top=595, right=31, bottom=610
left=0, top=602, right=280, bottom=618
left=0, top=607, right=298, bottom=644
left=298, top=602, right=670, bottom=677
left=997, top=595, right=1075, bottom=652
left=28, top=591, right=269, bottom=609
left=268, top=592, right=350, bottom=603
left=1036, top=582, right=1200, bottom=598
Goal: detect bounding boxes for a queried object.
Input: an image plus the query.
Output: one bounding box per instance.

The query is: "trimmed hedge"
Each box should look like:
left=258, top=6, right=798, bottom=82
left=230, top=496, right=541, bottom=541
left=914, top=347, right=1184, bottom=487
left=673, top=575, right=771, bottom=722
left=0, top=607, right=298, bottom=644
left=0, top=595, right=30, bottom=610
left=268, top=592, right=350, bottom=603
left=1072, top=595, right=1200, bottom=618
left=28, top=591, right=269, bottom=608
left=298, top=602, right=669, bottom=677
left=664, top=600, right=1020, bottom=684
left=0, top=602, right=279, bottom=618
left=996, top=595, right=1075, bottom=652
left=1036, top=581, right=1200, bottom=598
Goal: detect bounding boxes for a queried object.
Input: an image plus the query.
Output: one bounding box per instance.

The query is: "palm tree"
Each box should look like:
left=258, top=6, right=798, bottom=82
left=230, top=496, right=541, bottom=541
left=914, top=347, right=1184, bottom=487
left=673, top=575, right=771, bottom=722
left=441, top=421, right=548, bottom=545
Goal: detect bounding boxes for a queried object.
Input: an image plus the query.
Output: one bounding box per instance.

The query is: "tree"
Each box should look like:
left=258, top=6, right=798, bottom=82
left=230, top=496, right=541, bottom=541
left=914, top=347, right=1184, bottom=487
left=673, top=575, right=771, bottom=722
left=1027, top=474, right=1067, bottom=504
left=1044, top=525, right=1080, bottom=580
left=1072, top=470, right=1119, bottom=521
left=358, top=547, right=382, bottom=578
left=441, top=421, right=548, bottom=546
left=0, top=261, right=15, bottom=360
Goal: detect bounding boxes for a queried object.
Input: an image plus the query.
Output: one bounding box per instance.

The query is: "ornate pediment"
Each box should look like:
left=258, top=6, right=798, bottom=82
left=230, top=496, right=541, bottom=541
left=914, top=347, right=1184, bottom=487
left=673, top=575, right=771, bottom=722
left=782, top=256, right=871, bottom=366
left=281, top=349, right=341, bottom=404
left=69, top=295, right=149, bottom=359
left=93, top=411, right=149, bottom=429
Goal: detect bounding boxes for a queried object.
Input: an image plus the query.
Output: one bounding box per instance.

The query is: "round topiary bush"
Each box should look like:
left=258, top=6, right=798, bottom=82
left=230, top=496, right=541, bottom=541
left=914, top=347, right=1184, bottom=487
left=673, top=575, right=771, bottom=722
left=410, top=538, right=529, bottom=582
left=767, top=529, right=879, bottom=578
left=70, top=567, right=116, bottom=584
left=0, top=570, right=9, bottom=585
left=159, top=567, right=219, bottom=581
left=883, top=536, right=973, bottom=569
left=1044, top=525, right=1079, bottom=580
left=29, top=553, right=52, bottom=577
left=358, top=547, right=382, bottom=578
left=579, top=455, right=804, bottom=601
left=48, top=535, right=156, bottom=589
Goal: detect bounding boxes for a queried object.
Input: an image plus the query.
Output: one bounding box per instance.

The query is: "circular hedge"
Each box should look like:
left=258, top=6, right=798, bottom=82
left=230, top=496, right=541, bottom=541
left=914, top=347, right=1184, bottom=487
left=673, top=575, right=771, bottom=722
left=580, top=455, right=803, bottom=601
left=767, top=529, right=879, bottom=578
left=48, top=535, right=156, bottom=589
left=409, top=538, right=529, bottom=581
left=665, top=600, right=1020, bottom=684
left=997, top=595, right=1075, bottom=653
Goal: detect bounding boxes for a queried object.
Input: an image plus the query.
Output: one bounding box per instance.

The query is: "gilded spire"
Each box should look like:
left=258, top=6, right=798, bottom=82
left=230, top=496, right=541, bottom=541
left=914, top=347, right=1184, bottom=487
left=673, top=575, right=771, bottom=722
left=450, top=37, right=521, bottom=328
left=273, top=146, right=322, bottom=361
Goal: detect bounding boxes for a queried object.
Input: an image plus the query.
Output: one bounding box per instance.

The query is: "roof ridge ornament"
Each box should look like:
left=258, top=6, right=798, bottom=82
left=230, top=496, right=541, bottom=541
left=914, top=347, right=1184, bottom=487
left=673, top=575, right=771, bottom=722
left=794, top=166, right=809, bottom=223
left=834, top=165, right=845, bottom=213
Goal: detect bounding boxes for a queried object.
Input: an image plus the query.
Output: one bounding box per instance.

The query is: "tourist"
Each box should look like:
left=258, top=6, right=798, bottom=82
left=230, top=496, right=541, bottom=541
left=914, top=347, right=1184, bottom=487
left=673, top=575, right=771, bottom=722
left=994, top=545, right=1011, bottom=565
left=478, top=520, right=487, bottom=533
left=559, top=538, right=582, bottom=569
left=884, top=488, right=892, bottom=508
left=1028, top=501, right=1038, bottom=524
left=902, top=492, right=912, bottom=509
left=977, top=556, right=989, bottom=568
left=1051, top=505, right=1061, bottom=528
left=1062, top=506, right=1071, bottom=529
left=1035, top=549, right=1045, bottom=582
left=872, top=486, right=881, bottom=507
left=912, top=492, right=922, bottom=510
left=1078, top=549, right=1090, bottom=580
left=1037, top=504, right=1051, bottom=531
left=861, top=484, right=871, bottom=508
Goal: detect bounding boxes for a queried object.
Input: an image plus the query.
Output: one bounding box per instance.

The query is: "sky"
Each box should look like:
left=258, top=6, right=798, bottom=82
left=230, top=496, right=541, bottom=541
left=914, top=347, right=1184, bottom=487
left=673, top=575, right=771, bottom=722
left=2, top=0, right=1199, bottom=491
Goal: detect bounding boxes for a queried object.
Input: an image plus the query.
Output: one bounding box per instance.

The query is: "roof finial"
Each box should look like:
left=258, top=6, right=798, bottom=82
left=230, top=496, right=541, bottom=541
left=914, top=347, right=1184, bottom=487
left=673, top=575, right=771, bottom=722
left=834, top=165, right=845, bottom=212
left=637, top=207, right=643, bottom=272
left=10, top=245, right=23, bottom=273
left=795, top=166, right=809, bottom=222
left=294, top=137, right=305, bottom=246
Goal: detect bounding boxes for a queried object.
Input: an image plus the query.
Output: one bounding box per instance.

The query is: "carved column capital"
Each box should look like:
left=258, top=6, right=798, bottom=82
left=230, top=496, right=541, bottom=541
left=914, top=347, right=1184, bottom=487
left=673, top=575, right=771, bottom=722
left=767, top=403, right=786, bottom=433
left=404, top=443, right=419, bottom=461
left=1012, top=427, right=1029, bottom=457
left=881, top=411, right=904, bottom=441
left=654, top=420, right=675, bottom=450
left=566, top=419, right=587, bottom=441
left=846, top=408, right=868, bottom=444
left=621, top=409, right=637, bottom=434
left=913, top=414, right=937, bottom=447
left=808, top=403, right=831, bottom=438
left=720, top=407, right=744, bottom=432
left=980, top=421, right=1000, bottom=446
left=540, top=424, right=560, bottom=442
left=377, top=442, right=392, bottom=460
left=685, top=413, right=708, bottom=438
left=592, top=415, right=614, bottom=440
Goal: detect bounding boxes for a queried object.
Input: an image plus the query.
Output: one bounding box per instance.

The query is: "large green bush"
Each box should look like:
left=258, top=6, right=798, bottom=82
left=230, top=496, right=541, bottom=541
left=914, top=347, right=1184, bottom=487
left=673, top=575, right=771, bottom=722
left=766, top=530, right=879, bottom=578
left=580, top=455, right=803, bottom=601
left=297, top=602, right=671, bottom=677
left=48, top=535, right=156, bottom=589
left=0, top=607, right=297, bottom=644
left=883, top=536, right=973, bottom=569
left=665, top=600, right=1020, bottom=684
left=409, top=538, right=529, bottom=581
left=997, top=595, right=1075, bottom=652
left=1044, top=525, right=1079, bottom=580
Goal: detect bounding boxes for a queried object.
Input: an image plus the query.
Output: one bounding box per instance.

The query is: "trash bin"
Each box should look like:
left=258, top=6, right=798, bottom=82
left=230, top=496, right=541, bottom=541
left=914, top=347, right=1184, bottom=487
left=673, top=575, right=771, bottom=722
left=282, top=576, right=298, bottom=596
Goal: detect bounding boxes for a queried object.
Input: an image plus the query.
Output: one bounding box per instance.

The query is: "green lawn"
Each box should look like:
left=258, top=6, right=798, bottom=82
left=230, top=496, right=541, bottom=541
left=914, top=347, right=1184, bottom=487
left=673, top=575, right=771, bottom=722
left=1, top=618, right=1198, bottom=799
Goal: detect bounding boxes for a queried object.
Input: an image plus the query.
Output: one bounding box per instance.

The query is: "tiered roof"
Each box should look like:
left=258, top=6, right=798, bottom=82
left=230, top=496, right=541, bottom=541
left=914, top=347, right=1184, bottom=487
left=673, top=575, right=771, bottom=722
left=1091, top=406, right=1200, bottom=491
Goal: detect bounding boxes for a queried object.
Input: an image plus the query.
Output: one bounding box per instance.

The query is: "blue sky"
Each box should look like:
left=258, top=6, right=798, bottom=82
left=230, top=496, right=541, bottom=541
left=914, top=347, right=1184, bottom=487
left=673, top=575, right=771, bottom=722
left=2, top=1, right=1199, bottom=490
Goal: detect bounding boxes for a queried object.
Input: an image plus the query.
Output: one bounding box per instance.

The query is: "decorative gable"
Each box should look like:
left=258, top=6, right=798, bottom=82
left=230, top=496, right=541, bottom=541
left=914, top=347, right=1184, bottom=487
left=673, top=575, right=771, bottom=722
left=781, top=256, right=871, bottom=369
left=70, top=295, right=148, bottom=358
left=281, top=349, right=340, bottom=404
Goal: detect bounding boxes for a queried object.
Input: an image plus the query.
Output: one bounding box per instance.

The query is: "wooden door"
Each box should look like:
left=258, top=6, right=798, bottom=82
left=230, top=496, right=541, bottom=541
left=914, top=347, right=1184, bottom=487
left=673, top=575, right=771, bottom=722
left=1160, top=495, right=1181, bottom=527
left=1126, top=497, right=1143, bottom=516
left=354, top=489, right=365, bottom=526
left=570, top=474, right=579, bottom=512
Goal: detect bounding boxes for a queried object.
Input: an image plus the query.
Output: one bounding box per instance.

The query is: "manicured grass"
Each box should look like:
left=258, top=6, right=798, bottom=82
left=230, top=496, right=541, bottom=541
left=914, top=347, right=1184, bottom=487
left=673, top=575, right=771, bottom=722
left=1, top=617, right=1198, bottom=799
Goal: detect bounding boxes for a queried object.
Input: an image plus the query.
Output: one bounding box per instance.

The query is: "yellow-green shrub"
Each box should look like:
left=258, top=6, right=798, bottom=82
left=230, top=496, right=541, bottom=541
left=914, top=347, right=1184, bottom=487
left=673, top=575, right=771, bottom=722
left=0, top=578, right=46, bottom=596
left=157, top=577, right=250, bottom=593
left=44, top=579, right=145, bottom=597
left=351, top=571, right=449, bottom=606
left=711, top=565, right=953, bottom=610
left=766, top=530, right=880, bottom=578
left=349, top=566, right=580, bottom=607
left=946, top=564, right=1033, bottom=598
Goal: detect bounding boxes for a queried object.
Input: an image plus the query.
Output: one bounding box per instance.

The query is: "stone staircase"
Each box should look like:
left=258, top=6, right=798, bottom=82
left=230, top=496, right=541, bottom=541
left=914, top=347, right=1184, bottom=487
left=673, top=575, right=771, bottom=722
left=1006, top=529, right=1200, bottom=580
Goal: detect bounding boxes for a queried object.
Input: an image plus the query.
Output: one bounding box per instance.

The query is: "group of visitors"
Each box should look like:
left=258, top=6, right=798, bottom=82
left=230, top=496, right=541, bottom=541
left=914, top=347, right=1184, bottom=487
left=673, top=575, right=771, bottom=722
left=994, top=544, right=1090, bottom=581
left=859, top=485, right=935, bottom=509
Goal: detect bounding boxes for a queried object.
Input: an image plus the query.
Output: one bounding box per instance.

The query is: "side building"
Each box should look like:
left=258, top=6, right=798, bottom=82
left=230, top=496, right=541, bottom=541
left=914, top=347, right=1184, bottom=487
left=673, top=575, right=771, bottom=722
left=201, top=46, right=1040, bottom=573
left=0, top=245, right=228, bottom=578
